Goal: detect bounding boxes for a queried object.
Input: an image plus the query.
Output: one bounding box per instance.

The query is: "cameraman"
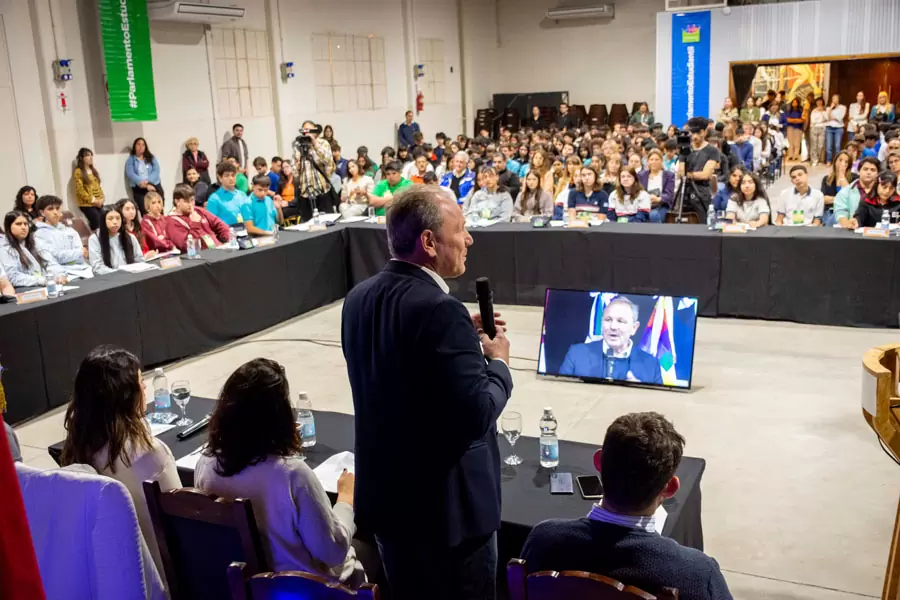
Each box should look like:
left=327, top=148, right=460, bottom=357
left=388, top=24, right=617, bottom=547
left=287, top=120, right=336, bottom=222
left=676, top=117, right=719, bottom=217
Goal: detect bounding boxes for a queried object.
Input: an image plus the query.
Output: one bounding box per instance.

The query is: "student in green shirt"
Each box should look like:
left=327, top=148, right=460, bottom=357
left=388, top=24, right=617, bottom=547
left=368, top=161, right=411, bottom=216
left=227, top=156, right=250, bottom=194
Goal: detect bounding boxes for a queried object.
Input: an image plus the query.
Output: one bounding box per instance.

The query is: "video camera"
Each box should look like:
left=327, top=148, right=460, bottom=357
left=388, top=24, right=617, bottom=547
left=293, top=123, right=323, bottom=154
left=674, top=117, right=709, bottom=158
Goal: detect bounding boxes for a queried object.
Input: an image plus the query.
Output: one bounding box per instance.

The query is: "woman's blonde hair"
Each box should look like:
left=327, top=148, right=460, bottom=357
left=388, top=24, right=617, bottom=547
left=878, top=91, right=890, bottom=102
left=185, top=136, right=200, bottom=147
left=144, top=191, right=163, bottom=213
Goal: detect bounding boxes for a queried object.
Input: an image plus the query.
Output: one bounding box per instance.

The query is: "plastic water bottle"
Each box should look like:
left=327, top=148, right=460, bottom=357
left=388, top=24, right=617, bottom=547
left=539, top=407, right=559, bottom=468
left=153, top=369, right=171, bottom=410
left=881, top=210, right=891, bottom=230
left=228, top=228, right=238, bottom=249
left=294, top=392, right=317, bottom=448
left=45, top=274, right=59, bottom=298
left=706, top=204, right=716, bottom=230
left=186, top=234, right=198, bottom=259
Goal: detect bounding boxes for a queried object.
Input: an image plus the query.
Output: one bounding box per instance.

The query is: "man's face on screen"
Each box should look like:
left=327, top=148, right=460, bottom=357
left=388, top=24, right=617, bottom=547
left=602, top=302, right=639, bottom=353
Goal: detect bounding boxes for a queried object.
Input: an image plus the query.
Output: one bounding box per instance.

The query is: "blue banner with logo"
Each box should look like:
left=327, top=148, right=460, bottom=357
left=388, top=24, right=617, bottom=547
left=671, top=11, right=711, bottom=126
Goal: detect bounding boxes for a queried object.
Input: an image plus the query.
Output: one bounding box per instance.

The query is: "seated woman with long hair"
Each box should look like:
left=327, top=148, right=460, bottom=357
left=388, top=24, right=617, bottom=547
left=115, top=198, right=157, bottom=259
left=14, top=185, right=39, bottom=222
left=88, top=206, right=144, bottom=275
left=60, top=345, right=180, bottom=578
left=195, top=358, right=366, bottom=587
left=726, top=172, right=770, bottom=227
left=608, top=167, right=651, bottom=222
left=514, top=170, right=554, bottom=222
left=0, top=210, right=66, bottom=287
left=140, top=191, right=175, bottom=253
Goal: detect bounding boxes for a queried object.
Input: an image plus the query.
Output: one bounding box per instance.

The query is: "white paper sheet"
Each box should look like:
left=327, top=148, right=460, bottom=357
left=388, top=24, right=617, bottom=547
left=285, top=223, right=311, bottom=232
left=312, top=451, right=355, bottom=494
left=118, top=262, right=160, bottom=273
left=176, top=444, right=207, bottom=470
left=60, top=285, right=80, bottom=292
left=339, top=216, right=369, bottom=224
left=64, top=265, right=94, bottom=279
left=148, top=422, right=176, bottom=437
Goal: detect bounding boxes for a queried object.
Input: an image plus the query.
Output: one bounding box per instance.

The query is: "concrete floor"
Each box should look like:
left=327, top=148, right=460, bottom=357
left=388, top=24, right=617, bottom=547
left=15, top=301, right=900, bottom=599
left=16, top=162, right=893, bottom=599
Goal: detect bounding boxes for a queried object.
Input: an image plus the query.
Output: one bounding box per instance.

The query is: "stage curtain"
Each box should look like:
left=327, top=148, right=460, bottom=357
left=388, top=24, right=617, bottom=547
left=732, top=64, right=759, bottom=105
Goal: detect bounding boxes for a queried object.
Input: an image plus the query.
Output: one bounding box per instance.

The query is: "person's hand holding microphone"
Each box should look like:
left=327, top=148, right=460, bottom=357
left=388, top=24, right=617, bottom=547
left=475, top=277, right=510, bottom=364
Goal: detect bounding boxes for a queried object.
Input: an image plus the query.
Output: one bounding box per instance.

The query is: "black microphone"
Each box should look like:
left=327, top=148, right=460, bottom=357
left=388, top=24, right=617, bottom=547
left=475, top=277, right=497, bottom=339
left=605, top=347, right=616, bottom=381
left=176, top=414, right=211, bottom=440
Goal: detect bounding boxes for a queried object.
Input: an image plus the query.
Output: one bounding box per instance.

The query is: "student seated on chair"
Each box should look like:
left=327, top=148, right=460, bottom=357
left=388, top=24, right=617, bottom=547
left=206, top=161, right=252, bottom=227
left=368, top=161, right=411, bottom=217
left=88, top=206, right=144, bottom=275
left=166, top=183, right=231, bottom=252
left=246, top=175, right=281, bottom=235
left=1, top=210, right=66, bottom=287
left=775, top=165, right=824, bottom=226
left=522, top=412, right=733, bottom=600
left=196, top=358, right=367, bottom=588
left=33, top=195, right=88, bottom=266
left=852, top=171, right=900, bottom=228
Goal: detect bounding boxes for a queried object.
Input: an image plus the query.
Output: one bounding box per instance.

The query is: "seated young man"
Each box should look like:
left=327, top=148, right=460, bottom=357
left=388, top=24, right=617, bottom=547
left=225, top=156, right=250, bottom=193
left=368, top=161, right=411, bottom=216
left=246, top=175, right=282, bottom=235
left=33, top=195, right=87, bottom=266
left=775, top=165, right=824, bottom=226
left=206, top=161, right=252, bottom=226
left=522, top=412, right=732, bottom=600
left=166, top=183, right=231, bottom=252
left=252, top=156, right=276, bottom=199
left=267, top=156, right=284, bottom=193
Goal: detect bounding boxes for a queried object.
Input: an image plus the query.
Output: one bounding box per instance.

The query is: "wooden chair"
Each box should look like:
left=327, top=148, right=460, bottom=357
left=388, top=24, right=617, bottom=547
left=588, top=104, right=609, bottom=127
left=571, top=104, right=588, bottom=125
left=507, top=559, right=678, bottom=600
left=227, top=562, right=380, bottom=600
left=143, top=481, right=268, bottom=600
left=62, top=210, right=91, bottom=244
left=609, top=103, right=630, bottom=126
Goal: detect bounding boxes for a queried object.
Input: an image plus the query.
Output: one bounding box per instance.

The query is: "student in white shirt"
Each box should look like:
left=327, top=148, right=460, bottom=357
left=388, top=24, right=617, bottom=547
left=726, top=172, right=770, bottom=228
left=88, top=206, right=144, bottom=275
left=776, top=164, right=825, bottom=226
left=1, top=210, right=66, bottom=288
left=60, top=345, right=181, bottom=583
left=195, top=358, right=367, bottom=588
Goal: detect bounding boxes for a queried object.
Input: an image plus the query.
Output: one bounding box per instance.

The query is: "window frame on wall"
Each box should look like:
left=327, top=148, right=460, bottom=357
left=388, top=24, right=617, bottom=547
left=417, top=37, right=445, bottom=105
left=312, top=32, right=387, bottom=113
left=208, top=27, right=274, bottom=120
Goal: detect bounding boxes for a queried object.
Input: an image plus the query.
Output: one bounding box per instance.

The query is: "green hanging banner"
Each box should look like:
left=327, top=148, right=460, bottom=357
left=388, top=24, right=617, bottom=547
left=98, top=0, right=157, bottom=121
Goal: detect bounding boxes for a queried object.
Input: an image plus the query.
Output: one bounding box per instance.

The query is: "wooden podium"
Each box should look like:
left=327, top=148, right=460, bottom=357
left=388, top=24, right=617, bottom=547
left=862, top=344, right=900, bottom=600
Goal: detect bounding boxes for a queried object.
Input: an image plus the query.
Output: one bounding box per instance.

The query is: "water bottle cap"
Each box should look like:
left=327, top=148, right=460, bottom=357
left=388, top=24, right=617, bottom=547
left=544, top=406, right=552, bottom=412
left=297, top=392, right=308, bottom=400
left=154, top=368, right=163, bottom=375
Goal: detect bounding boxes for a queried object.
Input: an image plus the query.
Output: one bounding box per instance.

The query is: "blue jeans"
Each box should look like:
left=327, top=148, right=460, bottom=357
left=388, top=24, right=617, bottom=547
left=826, top=127, right=843, bottom=164
left=376, top=532, right=498, bottom=600
left=650, top=206, right=669, bottom=223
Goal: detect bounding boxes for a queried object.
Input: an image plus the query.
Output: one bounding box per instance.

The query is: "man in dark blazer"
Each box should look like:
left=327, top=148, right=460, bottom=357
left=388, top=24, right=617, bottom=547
left=560, top=296, right=662, bottom=385
left=341, top=185, right=513, bottom=600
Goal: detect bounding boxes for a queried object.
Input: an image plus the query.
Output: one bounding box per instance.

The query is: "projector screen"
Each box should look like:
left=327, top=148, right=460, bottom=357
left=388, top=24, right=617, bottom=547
left=537, top=289, right=699, bottom=390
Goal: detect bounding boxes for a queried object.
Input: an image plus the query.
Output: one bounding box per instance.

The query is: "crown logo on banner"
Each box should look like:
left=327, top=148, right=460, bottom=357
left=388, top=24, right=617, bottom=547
left=682, top=24, right=701, bottom=43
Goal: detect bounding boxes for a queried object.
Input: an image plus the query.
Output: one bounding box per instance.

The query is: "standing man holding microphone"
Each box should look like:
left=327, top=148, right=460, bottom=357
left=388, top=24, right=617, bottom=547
left=341, top=185, right=513, bottom=600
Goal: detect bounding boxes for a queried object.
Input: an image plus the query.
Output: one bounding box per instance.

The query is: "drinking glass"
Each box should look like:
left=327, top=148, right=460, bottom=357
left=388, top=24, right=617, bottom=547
left=171, top=380, right=193, bottom=427
left=501, top=411, right=523, bottom=466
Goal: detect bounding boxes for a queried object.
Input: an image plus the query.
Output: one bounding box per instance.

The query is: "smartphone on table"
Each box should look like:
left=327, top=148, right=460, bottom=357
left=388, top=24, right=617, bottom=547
left=576, top=475, right=603, bottom=499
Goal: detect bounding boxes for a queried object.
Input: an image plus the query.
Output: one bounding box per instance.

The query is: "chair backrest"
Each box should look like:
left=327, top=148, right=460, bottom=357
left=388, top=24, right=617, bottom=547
left=609, top=103, right=630, bottom=126
left=143, top=480, right=268, bottom=600
left=62, top=210, right=91, bottom=244
left=227, top=562, right=380, bottom=600
left=507, top=559, right=678, bottom=600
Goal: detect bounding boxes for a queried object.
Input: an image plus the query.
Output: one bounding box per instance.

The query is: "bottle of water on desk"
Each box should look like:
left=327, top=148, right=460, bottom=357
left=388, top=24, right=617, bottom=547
left=294, top=392, right=317, bottom=448
left=706, top=205, right=716, bottom=231
left=150, top=368, right=176, bottom=423
left=539, top=407, right=559, bottom=468
left=186, top=234, right=198, bottom=259
left=881, top=209, right=891, bottom=230
left=45, top=274, right=59, bottom=298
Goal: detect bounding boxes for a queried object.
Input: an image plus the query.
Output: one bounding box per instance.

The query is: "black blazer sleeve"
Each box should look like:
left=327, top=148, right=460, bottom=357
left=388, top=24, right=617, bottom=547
left=425, top=297, right=513, bottom=444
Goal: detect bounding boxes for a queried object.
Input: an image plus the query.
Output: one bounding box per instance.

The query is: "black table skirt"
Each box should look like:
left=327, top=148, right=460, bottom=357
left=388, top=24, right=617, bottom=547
left=8, top=222, right=900, bottom=424
left=49, top=397, right=706, bottom=559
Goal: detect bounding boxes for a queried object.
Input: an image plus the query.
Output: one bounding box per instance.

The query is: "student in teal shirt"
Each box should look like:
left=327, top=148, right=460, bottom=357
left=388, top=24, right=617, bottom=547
left=206, top=161, right=252, bottom=226
left=246, top=175, right=281, bottom=234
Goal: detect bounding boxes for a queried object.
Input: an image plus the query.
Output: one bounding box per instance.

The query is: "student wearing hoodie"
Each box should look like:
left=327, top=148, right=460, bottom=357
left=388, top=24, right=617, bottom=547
left=33, top=195, right=87, bottom=266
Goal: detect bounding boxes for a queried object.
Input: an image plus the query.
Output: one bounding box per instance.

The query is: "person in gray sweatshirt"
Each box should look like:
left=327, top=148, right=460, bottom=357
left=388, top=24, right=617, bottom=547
left=33, top=195, right=87, bottom=266
left=462, top=167, right=514, bottom=222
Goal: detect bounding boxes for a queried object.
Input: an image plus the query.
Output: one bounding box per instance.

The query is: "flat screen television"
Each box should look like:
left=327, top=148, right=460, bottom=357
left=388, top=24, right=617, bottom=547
left=537, top=289, right=699, bottom=390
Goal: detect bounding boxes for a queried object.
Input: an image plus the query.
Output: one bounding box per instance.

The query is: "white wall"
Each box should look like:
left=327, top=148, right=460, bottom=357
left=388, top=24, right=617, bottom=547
left=491, top=0, right=664, bottom=110
left=0, top=0, right=468, bottom=214
left=655, top=0, right=900, bottom=126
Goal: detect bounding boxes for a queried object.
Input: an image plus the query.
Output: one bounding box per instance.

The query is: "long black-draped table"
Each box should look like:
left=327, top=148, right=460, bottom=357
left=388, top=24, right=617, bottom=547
left=6, top=221, right=900, bottom=424
left=48, top=396, right=707, bottom=558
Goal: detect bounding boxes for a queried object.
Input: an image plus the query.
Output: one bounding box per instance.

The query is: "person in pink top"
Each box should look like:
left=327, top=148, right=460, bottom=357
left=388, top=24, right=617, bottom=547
left=140, top=191, right=174, bottom=252
left=165, top=184, right=230, bottom=252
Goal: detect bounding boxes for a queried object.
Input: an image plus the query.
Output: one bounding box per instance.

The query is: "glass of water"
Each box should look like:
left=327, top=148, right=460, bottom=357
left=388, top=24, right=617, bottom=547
left=171, top=380, right=193, bottom=427
left=501, top=411, right=523, bottom=466
left=367, top=206, right=375, bottom=219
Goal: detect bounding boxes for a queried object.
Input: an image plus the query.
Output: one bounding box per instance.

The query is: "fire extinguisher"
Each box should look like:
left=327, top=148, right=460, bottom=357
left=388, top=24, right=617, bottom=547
left=416, top=90, right=424, bottom=114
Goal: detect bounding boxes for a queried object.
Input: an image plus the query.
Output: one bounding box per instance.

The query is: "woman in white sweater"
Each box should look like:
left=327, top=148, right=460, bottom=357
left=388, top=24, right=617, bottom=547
left=88, top=206, right=144, bottom=275
left=61, top=345, right=180, bottom=582
left=195, top=358, right=366, bottom=588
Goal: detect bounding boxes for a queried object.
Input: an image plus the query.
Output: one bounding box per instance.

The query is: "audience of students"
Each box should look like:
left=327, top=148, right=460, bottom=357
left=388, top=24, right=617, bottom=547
left=1, top=210, right=66, bottom=287
left=33, top=195, right=87, bottom=266
left=167, top=184, right=231, bottom=251
left=60, top=345, right=180, bottom=579
left=126, top=137, right=163, bottom=215
left=88, top=206, right=144, bottom=275
left=73, top=148, right=105, bottom=230
left=522, top=412, right=733, bottom=600
left=196, top=358, right=367, bottom=587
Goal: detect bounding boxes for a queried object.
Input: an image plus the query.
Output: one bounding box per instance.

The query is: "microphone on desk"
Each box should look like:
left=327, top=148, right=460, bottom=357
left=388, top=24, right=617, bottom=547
left=176, top=414, right=211, bottom=440
left=475, top=277, right=497, bottom=339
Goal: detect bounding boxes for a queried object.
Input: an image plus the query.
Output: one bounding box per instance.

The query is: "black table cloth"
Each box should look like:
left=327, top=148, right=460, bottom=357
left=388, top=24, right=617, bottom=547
left=8, top=222, right=900, bottom=424
left=49, top=396, right=707, bottom=560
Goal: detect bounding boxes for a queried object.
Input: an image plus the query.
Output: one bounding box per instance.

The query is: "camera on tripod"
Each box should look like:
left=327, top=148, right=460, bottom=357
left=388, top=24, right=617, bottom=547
left=293, top=123, right=323, bottom=155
